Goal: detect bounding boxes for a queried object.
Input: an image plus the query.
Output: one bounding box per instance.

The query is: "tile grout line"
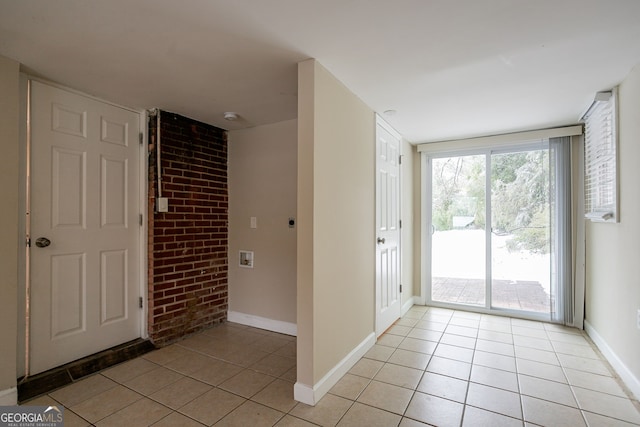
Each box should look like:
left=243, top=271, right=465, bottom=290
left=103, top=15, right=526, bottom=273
left=543, top=322, right=589, bottom=427
left=458, top=309, right=480, bottom=427
left=29, top=313, right=640, bottom=426
left=514, top=316, right=528, bottom=426
left=402, top=308, right=431, bottom=424
left=78, top=325, right=297, bottom=426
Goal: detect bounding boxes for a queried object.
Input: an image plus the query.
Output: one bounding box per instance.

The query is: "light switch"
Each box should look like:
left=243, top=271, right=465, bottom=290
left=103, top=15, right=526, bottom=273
left=250, top=217, right=257, bottom=229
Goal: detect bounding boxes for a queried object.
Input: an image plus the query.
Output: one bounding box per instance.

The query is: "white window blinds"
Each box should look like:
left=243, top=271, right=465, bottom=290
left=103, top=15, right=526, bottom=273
left=583, top=89, right=618, bottom=222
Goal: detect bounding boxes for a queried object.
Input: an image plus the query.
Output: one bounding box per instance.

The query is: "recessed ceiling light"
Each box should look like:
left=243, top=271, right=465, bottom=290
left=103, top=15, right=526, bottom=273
left=383, top=109, right=397, bottom=116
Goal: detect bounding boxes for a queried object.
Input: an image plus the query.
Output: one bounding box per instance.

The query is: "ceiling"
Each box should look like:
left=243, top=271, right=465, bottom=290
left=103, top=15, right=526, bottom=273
left=1, top=0, right=640, bottom=143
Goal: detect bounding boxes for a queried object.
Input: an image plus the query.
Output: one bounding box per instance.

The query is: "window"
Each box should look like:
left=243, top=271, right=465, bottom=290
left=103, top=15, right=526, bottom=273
left=583, top=89, right=618, bottom=222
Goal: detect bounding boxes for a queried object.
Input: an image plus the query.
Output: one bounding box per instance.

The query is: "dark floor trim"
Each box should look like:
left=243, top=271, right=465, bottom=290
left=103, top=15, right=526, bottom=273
left=17, top=338, right=155, bottom=402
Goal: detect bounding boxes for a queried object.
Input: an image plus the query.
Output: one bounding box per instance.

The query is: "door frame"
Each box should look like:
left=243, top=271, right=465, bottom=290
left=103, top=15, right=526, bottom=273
left=418, top=126, right=583, bottom=322
left=375, top=115, right=403, bottom=336
left=17, top=75, right=148, bottom=378
left=422, top=145, right=553, bottom=321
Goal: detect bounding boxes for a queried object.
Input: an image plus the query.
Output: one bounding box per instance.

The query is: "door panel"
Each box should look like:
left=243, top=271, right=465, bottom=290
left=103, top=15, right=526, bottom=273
left=52, top=148, right=86, bottom=228
left=52, top=102, right=87, bottom=137
left=490, top=150, right=551, bottom=313
left=101, top=156, right=128, bottom=227
left=51, top=253, right=86, bottom=338
left=101, top=249, right=128, bottom=325
left=376, top=118, right=401, bottom=336
left=430, top=154, right=487, bottom=307
left=30, top=81, right=141, bottom=374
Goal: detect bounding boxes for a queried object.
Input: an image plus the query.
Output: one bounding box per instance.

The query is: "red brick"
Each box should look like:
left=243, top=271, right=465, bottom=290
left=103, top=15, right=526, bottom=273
left=148, top=110, right=228, bottom=346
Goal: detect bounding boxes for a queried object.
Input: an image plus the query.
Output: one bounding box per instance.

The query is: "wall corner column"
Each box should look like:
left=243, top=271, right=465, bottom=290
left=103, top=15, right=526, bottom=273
left=0, top=54, right=21, bottom=405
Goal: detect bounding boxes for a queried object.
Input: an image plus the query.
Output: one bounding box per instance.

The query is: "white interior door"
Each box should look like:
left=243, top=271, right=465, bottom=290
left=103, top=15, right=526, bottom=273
left=29, top=80, right=142, bottom=374
left=375, top=117, right=402, bottom=336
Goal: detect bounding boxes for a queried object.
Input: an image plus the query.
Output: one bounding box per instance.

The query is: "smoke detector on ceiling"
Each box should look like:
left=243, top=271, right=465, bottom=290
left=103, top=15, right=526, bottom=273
left=223, top=112, right=239, bottom=121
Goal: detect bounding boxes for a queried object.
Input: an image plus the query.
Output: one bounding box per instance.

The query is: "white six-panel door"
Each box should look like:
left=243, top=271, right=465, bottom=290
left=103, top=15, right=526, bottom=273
left=375, top=117, right=402, bottom=336
left=29, top=81, right=141, bottom=374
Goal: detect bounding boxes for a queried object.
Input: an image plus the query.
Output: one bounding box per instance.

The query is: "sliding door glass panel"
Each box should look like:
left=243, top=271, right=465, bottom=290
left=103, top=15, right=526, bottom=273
left=490, top=149, right=551, bottom=313
left=431, top=155, right=486, bottom=307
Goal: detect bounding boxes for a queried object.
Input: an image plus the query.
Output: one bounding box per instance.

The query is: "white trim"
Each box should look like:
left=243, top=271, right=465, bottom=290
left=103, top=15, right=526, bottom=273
left=227, top=310, right=297, bottom=336
left=139, top=109, right=149, bottom=340
left=294, top=332, right=376, bottom=405
left=376, top=114, right=402, bottom=139
left=584, top=320, right=640, bottom=400
left=420, top=153, right=429, bottom=308
left=17, top=73, right=29, bottom=379
left=417, top=125, right=583, bottom=154
left=293, top=382, right=315, bottom=406
left=572, top=135, right=586, bottom=330
left=0, top=387, right=18, bottom=405
left=397, top=121, right=404, bottom=332
left=484, top=153, right=492, bottom=309
left=413, top=295, right=426, bottom=306
left=402, top=296, right=419, bottom=316
left=23, top=74, right=141, bottom=114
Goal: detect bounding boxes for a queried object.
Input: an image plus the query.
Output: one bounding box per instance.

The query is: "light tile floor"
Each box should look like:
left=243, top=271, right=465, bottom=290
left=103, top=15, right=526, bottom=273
left=25, top=306, right=640, bottom=426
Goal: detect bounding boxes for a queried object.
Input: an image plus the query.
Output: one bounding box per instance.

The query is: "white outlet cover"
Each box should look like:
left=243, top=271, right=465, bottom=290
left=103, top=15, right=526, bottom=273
left=157, top=197, right=169, bottom=212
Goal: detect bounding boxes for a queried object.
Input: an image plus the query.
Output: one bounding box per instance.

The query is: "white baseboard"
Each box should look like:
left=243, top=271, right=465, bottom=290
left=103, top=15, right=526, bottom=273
left=584, top=320, right=640, bottom=400
left=293, top=382, right=315, bottom=406
left=227, top=310, right=297, bottom=336
left=402, top=296, right=422, bottom=315
left=0, top=387, right=17, bottom=405
left=294, top=332, right=376, bottom=406
left=412, top=295, right=426, bottom=306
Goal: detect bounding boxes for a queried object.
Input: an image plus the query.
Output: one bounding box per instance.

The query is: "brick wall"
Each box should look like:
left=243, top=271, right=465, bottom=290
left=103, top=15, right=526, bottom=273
left=148, top=111, right=228, bottom=345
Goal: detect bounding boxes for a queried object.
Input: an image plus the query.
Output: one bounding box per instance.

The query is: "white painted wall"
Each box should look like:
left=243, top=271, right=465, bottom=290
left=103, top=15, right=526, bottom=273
left=228, top=119, right=298, bottom=334
left=296, top=59, right=375, bottom=404
left=585, top=64, right=640, bottom=399
left=0, top=54, right=20, bottom=404
left=296, top=59, right=315, bottom=394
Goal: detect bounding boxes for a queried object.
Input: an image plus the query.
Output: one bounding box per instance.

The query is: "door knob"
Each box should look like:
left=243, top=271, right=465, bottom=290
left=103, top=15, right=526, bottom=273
left=35, top=237, right=51, bottom=248
left=377, top=237, right=386, bottom=244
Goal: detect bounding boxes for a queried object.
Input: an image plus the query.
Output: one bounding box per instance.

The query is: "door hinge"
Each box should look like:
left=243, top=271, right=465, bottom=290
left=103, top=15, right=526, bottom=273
left=139, top=297, right=143, bottom=309
left=399, top=220, right=402, bottom=228
left=139, top=214, right=143, bottom=226
left=139, top=132, right=143, bottom=145
left=26, top=237, right=31, bottom=247
left=399, top=155, right=402, bottom=165
left=400, top=284, right=403, bottom=293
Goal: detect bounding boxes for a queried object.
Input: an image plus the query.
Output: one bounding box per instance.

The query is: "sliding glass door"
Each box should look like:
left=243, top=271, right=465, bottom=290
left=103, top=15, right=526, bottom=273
left=427, top=142, right=562, bottom=319
left=490, top=149, right=551, bottom=313
left=431, top=154, right=486, bottom=307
